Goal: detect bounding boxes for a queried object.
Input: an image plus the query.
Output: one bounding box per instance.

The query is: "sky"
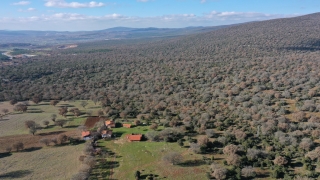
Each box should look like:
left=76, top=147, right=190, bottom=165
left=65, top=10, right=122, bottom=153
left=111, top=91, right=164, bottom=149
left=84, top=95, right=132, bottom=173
left=0, top=0, right=319, bottom=31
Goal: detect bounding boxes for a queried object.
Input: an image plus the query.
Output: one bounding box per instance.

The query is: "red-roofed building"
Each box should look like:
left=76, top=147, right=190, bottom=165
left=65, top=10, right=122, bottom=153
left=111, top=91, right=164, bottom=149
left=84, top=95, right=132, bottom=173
left=101, top=130, right=113, bottom=138
left=105, top=120, right=115, bottom=128
left=82, top=131, right=91, bottom=140
left=127, top=134, right=143, bottom=141
left=123, top=124, right=132, bottom=128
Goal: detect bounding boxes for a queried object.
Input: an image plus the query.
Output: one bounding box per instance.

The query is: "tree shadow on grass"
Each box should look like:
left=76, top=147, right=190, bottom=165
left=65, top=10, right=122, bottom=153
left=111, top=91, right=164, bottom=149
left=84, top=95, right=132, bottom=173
left=27, top=110, right=44, bottom=113
left=113, top=131, right=126, bottom=137
left=23, top=147, right=42, bottom=152
left=178, top=160, right=206, bottom=167
left=64, top=125, right=79, bottom=129
left=139, top=174, right=159, bottom=180
left=0, top=170, right=32, bottom=178
left=256, top=171, right=270, bottom=178
left=38, top=131, right=66, bottom=136
left=0, top=118, right=10, bottom=121
left=40, top=102, right=50, bottom=105
left=291, top=161, right=303, bottom=168
left=58, top=104, right=75, bottom=107
left=0, top=152, right=12, bottom=159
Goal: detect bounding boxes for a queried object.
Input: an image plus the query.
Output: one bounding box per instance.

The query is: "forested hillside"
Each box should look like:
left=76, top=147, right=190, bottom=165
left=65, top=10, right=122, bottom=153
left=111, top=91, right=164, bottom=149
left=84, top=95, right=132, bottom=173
left=1, top=12, right=320, bottom=179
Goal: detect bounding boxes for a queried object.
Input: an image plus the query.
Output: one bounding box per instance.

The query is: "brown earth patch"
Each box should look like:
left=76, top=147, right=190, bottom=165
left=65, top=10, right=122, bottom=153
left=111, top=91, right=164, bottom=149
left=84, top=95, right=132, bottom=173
left=84, top=116, right=106, bottom=128
left=0, top=130, right=79, bottom=153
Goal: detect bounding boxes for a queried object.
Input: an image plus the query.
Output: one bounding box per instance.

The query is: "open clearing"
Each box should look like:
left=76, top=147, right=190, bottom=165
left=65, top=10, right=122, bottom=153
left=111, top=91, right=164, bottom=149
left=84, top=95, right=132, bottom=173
left=95, top=139, right=208, bottom=180
left=0, top=100, right=98, bottom=137
left=0, top=144, right=84, bottom=180
left=0, top=100, right=98, bottom=180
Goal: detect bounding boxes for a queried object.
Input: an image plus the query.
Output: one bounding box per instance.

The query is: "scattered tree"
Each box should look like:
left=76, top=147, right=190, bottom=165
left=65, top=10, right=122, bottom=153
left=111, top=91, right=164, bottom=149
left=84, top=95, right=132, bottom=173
left=55, top=120, right=67, bottom=127
left=273, top=156, right=288, bottom=166
left=80, top=101, right=88, bottom=109
left=12, top=142, right=24, bottom=152
left=43, top=120, right=50, bottom=127
left=162, top=152, right=183, bottom=165
left=50, top=100, right=59, bottom=106
left=149, top=123, right=158, bottom=130
left=241, top=166, right=256, bottom=178
left=39, top=138, right=51, bottom=146
left=51, top=114, right=57, bottom=122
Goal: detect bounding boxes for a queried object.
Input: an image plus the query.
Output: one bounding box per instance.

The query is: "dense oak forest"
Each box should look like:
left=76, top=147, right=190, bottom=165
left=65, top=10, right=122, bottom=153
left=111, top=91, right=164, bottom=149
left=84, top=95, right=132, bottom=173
left=2, top=13, right=320, bottom=178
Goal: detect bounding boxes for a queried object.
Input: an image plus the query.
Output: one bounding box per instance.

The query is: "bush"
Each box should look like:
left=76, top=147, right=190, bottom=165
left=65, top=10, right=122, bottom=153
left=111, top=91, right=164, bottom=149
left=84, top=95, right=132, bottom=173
left=5, top=147, right=12, bottom=153
left=83, top=156, right=96, bottom=167
left=162, top=152, right=183, bottom=165
left=39, top=138, right=51, bottom=146
left=12, top=142, right=24, bottom=152
left=58, top=134, right=68, bottom=144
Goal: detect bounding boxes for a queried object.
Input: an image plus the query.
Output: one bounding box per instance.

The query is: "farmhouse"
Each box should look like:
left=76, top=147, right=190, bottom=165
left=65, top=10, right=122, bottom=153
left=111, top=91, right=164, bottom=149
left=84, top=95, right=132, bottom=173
left=123, top=123, right=132, bottom=128
left=105, top=120, right=115, bottom=128
left=127, top=134, right=143, bottom=141
left=82, top=131, right=91, bottom=140
left=101, top=130, right=113, bottom=138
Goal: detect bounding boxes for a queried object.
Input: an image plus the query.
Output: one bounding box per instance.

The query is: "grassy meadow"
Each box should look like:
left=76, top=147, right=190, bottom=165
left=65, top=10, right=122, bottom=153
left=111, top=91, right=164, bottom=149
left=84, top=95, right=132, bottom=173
left=0, top=144, right=84, bottom=180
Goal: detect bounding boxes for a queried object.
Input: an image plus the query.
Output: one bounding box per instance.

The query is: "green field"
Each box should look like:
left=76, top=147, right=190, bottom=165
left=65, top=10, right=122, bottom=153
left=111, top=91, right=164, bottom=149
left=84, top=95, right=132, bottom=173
left=0, top=144, right=84, bottom=180
left=0, top=100, right=101, bottom=180
left=90, top=125, right=209, bottom=180
left=0, top=100, right=100, bottom=137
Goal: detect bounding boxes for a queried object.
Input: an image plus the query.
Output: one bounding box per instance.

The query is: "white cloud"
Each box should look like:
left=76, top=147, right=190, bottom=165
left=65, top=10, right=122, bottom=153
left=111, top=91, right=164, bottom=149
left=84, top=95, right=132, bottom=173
left=45, top=0, right=105, bottom=8
left=27, top=8, right=36, bottom=11
left=205, top=11, right=283, bottom=21
left=12, top=1, right=30, bottom=5
left=0, top=11, right=298, bottom=31
left=137, top=0, right=150, bottom=2
left=18, top=8, right=36, bottom=12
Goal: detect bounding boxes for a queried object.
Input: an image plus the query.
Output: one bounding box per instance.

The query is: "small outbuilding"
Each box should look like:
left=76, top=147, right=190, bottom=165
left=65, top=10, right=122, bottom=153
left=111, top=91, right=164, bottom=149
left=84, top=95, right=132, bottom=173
left=123, top=124, right=132, bottom=128
left=126, top=134, right=143, bottom=142
left=105, top=120, right=115, bottom=128
left=101, top=130, right=113, bottom=138
left=82, top=131, right=91, bottom=140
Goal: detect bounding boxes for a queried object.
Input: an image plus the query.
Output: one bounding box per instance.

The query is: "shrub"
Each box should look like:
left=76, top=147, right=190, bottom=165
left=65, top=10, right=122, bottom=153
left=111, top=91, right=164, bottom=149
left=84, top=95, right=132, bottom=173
left=83, top=156, right=96, bottom=167
left=162, top=152, right=183, bottom=165
left=39, top=138, right=51, bottom=146
left=273, top=156, right=288, bottom=166
left=51, top=138, right=58, bottom=145
left=241, top=166, right=256, bottom=178
left=12, top=142, right=24, bottom=152
left=223, top=144, right=239, bottom=155
left=58, top=134, right=68, bottom=144
left=145, top=131, right=159, bottom=141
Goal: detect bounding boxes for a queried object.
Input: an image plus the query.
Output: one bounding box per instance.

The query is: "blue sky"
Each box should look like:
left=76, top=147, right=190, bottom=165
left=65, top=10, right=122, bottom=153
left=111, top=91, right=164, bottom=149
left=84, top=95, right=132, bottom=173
left=0, top=0, right=319, bottom=31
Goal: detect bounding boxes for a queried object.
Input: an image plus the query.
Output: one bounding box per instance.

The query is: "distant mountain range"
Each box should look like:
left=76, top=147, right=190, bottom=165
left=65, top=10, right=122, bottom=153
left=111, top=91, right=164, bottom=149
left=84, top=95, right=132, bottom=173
left=0, top=25, right=234, bottom=46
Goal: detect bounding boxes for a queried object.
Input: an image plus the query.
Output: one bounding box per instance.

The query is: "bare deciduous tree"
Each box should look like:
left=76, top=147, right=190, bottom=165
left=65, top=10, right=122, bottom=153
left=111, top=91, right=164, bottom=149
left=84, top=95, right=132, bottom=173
left=241, top=166, right=256, bottom=178
left=299, top=138, right=314, bottom=151
left=273, top=156, right=288, bottom=166
left=149, top=123, right=158, bottom=130
left=39, top=138, right=51, bottom=146
left=51, top=114, right=57, bottom=122
left=43, top=120, right=50, bottom=127
left=223, top=144, right=239, bottom=155
left=55, top=120, right=67, bottom=127
left=162, top=152, right=183, bottom=165
left=58, top=134, right=68, bottom=144
left=205, top=129, right=215, bottom=138
left=25, top=120, right=36, bottom=129
left=12, top=142, right=24, bottom=152
left=50, top=100, right=59, bottom=106
left=226, top=153, right=241, bottom=166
